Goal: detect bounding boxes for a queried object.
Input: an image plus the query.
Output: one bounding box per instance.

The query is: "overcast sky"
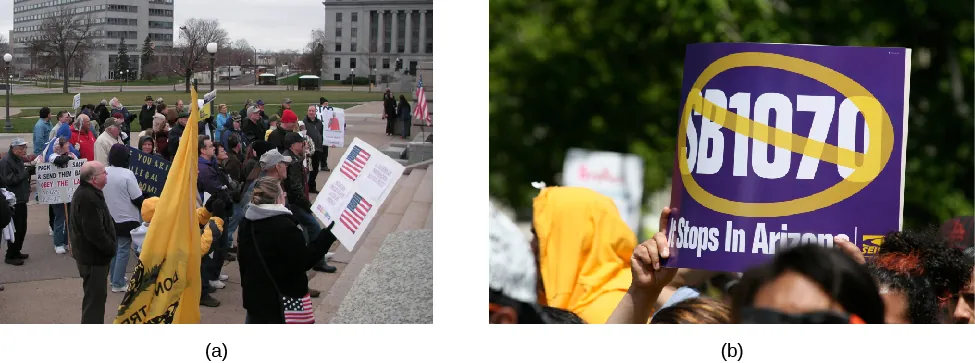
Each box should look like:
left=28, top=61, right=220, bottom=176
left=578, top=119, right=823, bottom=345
left=0, top=0, right=324, bottom=51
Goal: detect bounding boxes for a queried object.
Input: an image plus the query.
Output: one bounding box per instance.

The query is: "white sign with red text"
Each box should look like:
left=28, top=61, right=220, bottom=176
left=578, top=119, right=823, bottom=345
left=36, top=159, right=87, bottom=204
left=562, top=148, right=644, bottom=234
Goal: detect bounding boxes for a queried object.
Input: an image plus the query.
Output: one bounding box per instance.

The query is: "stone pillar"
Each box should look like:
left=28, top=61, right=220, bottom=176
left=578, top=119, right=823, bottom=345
left=419, top=10, right=428, bottom=54
left=377, top=10, right=385, bottom=55
left=405, top=10, right=413, bottom=54
left=391, top=10, right=399, bottom=55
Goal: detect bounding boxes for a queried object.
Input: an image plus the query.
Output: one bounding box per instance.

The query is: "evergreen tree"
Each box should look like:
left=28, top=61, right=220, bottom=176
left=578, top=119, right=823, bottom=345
left=115, top=37, right=130, bottom=80
left=141, top=35, right=154, bottom=81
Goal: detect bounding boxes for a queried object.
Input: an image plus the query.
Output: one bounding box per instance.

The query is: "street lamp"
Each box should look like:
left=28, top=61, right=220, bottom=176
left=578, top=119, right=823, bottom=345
left=351, top=68, right=355, bottom=91
left=3, top=53, right=12, bottom=132
left=207, top=42, right=217, bottom=117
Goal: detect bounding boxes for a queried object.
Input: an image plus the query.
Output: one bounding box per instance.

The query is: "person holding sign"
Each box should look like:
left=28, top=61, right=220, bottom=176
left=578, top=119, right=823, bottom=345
left=281, top=133, right=334, bottom=274
left=304, top=105, right=326, bottom=193
left=70, top=114, right=97, bottom=161
left=47, top=137, right=77, bottom=255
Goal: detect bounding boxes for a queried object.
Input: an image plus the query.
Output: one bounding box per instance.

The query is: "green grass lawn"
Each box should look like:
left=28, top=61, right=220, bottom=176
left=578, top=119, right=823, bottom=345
left=3, top=102, right=360, bottom=133
left=3, top=90, right=402, bottom=108
left=80, top=76, right=184, bottom=87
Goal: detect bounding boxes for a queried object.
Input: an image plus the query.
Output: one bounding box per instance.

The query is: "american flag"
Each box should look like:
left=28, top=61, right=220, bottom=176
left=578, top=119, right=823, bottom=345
left=339, top=145, right=371, bottom=181
left=413, top=75, right=431, bottom=127
left=339, top=193, right=373, bottom=234
left=282, top=293, right=314, bottom=324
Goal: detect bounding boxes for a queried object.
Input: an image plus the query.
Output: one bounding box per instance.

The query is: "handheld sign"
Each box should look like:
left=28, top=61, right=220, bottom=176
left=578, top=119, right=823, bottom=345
left=311, top=137, right=405, bottom=251
left=561, top=148, right=644, bottom=236
left=72, top=94, right=81, bottom=111
left=128, top=147, right=171, bottom=197
left=664, top=43, right=909, bottom=272
left=36, top=159, right=86, bottom=204
left=322, top=108, right=346, bottom=148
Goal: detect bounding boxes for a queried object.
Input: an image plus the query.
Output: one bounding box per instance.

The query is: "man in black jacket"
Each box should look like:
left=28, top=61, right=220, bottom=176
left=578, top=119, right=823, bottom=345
left=304, top=105, right=326, bottom=193
left=282, top=133, right=336, bottom=273
left=1, top=138, right=33, bottom=265
left=167, top=112, right=190, bottom=159
left=242, top=106, right=266, bottom=144
left=139, top=96, right=155, bottom=132
left=70, top=161, right=116, bottom=324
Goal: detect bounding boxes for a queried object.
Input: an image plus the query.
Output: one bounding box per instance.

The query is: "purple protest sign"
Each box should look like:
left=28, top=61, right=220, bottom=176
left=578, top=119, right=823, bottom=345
left=663, top=43, right=909, bottom=272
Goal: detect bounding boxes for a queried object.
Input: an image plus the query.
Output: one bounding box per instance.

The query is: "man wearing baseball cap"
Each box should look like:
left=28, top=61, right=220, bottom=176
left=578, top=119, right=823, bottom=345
left=255, top=100, right=269, bottom=128
left=2, top=138, right=32, bottom=265
left=281, top=132, right=335, bottom=273
left=242, top=106, right=267, bottom=144
left=166, top=111, right=192, bottom=160
left=267, top=109, right=299, bottom=151
left=276, top=98, right=292, bottom=117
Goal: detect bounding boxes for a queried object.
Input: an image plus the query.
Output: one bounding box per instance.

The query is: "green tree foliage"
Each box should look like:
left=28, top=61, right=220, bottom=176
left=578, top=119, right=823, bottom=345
left=490, top=0, right=974, bottom=227
left=141, top=35, right=155, bottom=81
left=115, top=37, right=131, bottom=80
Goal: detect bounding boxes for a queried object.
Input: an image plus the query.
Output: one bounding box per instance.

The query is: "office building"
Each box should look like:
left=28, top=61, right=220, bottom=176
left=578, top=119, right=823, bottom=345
left=322, top=0, right=432, bottom=82
left=9, top=0, right=176, bottom=81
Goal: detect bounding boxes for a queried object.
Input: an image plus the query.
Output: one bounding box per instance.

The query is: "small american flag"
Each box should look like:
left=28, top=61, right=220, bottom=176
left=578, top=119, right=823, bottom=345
left=339, top=145, right=371, bottom=181
left=282, top=293, right=314, bottom=324
left=339, top=193, right=373, bottom=234
left=413, top=75, right=431, bottom=127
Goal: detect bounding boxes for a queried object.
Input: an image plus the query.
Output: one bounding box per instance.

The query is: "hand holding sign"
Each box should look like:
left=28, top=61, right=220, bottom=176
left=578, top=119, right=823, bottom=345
left=630, top=207, right=679, bottom=291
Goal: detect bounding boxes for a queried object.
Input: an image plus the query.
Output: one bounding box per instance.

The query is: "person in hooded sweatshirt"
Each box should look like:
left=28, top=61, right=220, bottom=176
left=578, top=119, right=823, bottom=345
left=237, top=176, right=337, bottom=323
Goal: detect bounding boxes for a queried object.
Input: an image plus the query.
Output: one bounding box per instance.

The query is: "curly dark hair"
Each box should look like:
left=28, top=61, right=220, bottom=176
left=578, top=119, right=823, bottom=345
left=876, top=228, right=974, bottom=301
left=541, top=306, right=586, bottom=324
left=652, top=297, right=731, bottom=324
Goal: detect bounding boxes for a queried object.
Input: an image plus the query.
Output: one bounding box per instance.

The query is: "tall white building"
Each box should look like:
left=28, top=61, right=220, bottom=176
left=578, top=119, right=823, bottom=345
left=322, top=0, right=433, bottom=82
left=9, top=0, right=175, bottom=81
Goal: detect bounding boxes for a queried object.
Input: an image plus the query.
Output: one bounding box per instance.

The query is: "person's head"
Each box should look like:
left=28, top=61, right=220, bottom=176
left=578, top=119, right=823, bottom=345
left=178, top=111, right=190, bottom=126
left=74, top=114, right=90, bottom=132
left=489, top=200, right=545, bottom=324
left=156, top=102, right=167, bottom=114
left=232, top=115, right=242, bottom=130
left=256, top=99, right=265, bottom=110
left=307, top=105, right=317, bottom=120
left=399, top=95, right=407, bottom=103
left=108, top=144, right=130, bottom=168
left=248, top=106, right=261, bottom=122
left=55, top=137, right=70, bottom=154
left=949, top=247, right=975, bottom=324
left=57, top=110, right=71, bottom=124
left=152, top=113, right=167, bottom=132
left=176, top=100, right=185, bottom=110
left=268, top=115, right=280, bottom=129
left=940, top=216, right=974, bottom=251
left=9, top=137, right=28, bottom=157
left=139, top=136, right=155, bottom=154
left=104, top=118, right=121, bottom=138
left=320, top=97, right=329, bottom=107
left=214, top=143, right=228, bottom=161
left=651, top=298, right=732, bottom=324
left=100, top=99, right=108, bottom=107
left=259, top=149, right=291, bottom=179
left=282, top=98, right=292, bottom=109
left=227, top=135, right=241, bottom=153
left=869, top=229, right=974, bottom=324
left=284, top=132, right=304, bottom=155
left=141, top=197, right=159, bottom=222
left=218, top=104, right=227, bottom=114
left=198, top=135, right=214, bottom=159
left=145, top=95, right=154, bottom=107
left=251, top=176, right=285, bottom=205
left=733, top=244, right=885, bottom=324
left=280, top=110, right=298, bottom=131
left=80, top=161, right=107, bottom=189
left=247, top=140, right=271, bottom=161
left=540, top=306, right=586, bottom=324
left=110, top=97, right=121, bottom=109
left=40, top=107, right=51, bottom=120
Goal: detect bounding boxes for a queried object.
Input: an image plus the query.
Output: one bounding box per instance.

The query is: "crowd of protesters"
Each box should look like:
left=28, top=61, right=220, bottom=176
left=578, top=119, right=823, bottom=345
left=489, top=186, right=975, bottom=324
left=0, top=95, right=346, bottom=324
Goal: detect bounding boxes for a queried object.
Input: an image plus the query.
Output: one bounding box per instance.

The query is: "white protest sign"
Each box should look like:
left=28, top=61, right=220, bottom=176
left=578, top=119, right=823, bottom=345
left=36, top=159, right=86, bottom=204
left=312, top=138, right=405, bottom=251
left=72, top=94, right=81, bottom=110
left=562, top=148, right=645, bottom=234
left=322, top=108, right=346, bottom=148
left=203, top=90, right=218, bottom=104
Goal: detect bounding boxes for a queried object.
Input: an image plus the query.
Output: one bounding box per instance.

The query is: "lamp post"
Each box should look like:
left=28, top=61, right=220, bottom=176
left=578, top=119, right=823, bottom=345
left=4, top=53, right=12, bottom=132
left=207, top=42, right=217, bottom=117
left=351, top=68, right=355, bottom=91
left=370, top=68, right=377, bottom=92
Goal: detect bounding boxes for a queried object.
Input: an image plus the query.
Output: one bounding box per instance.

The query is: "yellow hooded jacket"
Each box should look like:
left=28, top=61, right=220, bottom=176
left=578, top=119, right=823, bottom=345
left=532, top=187, right=637, bottom=324
left=141, top=196, right=223, bottom=255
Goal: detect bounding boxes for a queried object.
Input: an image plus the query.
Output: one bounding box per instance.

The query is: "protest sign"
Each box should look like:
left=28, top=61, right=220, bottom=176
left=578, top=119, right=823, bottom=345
left=322, top=108, right=346, bottom=147
left=311, top=137, right=405, bottom=251
left=72, top=94, right=81, bottom=110
left=36, top=159, right=86, bottom=204
left=562, top=148, right=644, bottom=236
left=128, top=147, right=171, bottom=197
left=663, top=43, right=909, bottom=272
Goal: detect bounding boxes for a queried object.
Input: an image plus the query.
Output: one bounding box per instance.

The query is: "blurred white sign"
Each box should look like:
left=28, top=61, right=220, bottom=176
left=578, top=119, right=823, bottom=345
left=562, top=148, right=645, bottom=234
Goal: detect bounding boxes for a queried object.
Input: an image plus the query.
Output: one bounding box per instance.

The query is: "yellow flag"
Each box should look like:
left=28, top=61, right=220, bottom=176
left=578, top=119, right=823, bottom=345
left=115, top=86, right=202, bottom=324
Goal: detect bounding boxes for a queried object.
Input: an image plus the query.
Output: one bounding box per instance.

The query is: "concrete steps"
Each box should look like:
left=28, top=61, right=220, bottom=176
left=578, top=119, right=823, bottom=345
left=314, top=163, right=432, bottom=323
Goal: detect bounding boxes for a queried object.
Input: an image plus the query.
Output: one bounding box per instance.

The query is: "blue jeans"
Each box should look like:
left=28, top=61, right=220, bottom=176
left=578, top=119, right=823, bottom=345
left=227, top=203, right=244, bottom=248
left=51, top=203, right=68, bottom=248
left=108, top=235, right=132, bottom=289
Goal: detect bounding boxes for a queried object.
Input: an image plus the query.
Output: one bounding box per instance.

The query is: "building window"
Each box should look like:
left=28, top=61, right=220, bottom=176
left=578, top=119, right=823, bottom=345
left=398, top=44, right=404, bottom=53
left=351, top=12, right=358, bottom=22
left=382, top=58, right=390, bottom=69
left=351, top=28, right=357, bottom=37
left=334, top=58, right=341, bottom=69
left=336, top=28, right=342, bottom=37
left=148, top=8, right=172, bottom=17
left=350, top=43, right=357, bottom=52
left=369, top=58, right=376, bottom=69
left=336, top=12, right=343, bottom=22
left=334, top=74, right=340, bottom=81
left=384, top=43, right=391, bottom=53
left=335, top=43, right=341, bottom=52
left=350, top=58, right=357, bottom=69
left=426, top=43, right=433, bottom=53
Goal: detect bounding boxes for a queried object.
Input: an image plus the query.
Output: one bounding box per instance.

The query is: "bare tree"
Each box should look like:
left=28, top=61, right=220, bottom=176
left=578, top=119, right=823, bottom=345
left=303, top=29, right=330, bottom=78
left=23, top=6, right=100, bottom=93
left=174, top=18, right=229, bottom=93
left=73, top=46, right=94, bottom=83
left=0, top=33, right=8, bottom=54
